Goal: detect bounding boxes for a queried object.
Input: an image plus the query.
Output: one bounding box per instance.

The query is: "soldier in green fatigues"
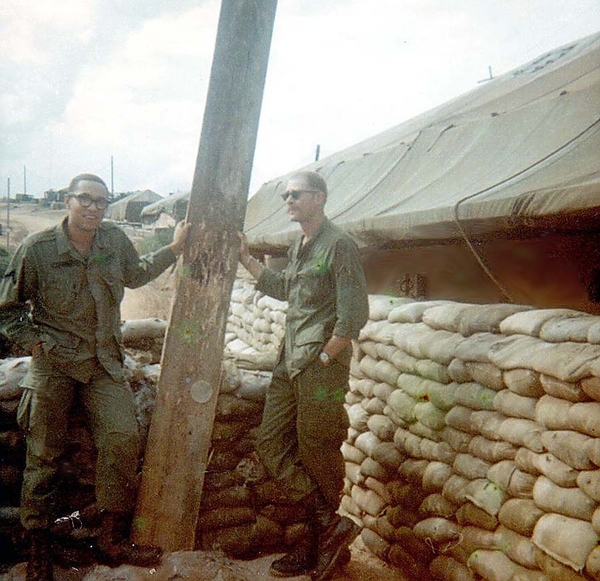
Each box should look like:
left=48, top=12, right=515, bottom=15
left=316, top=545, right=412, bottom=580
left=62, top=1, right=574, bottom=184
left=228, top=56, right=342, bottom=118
left=239, top=171, right=369, bottom=581
left=0, top=174, right=189, bottom=581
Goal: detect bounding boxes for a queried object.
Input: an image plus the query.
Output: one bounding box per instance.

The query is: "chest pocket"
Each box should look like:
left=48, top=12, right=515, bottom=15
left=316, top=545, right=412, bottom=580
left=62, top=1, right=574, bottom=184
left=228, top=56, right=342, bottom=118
left=41, top=262, right=82, bottom=314
left=99, top=261, right=124, bottom=304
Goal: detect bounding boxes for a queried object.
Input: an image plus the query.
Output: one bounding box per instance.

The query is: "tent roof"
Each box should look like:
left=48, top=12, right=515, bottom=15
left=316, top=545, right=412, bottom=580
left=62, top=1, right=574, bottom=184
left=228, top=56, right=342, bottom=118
left=245, top=32, right=600, bottom=252
left=141, top=191, right=190, bottom=218
left=106, top=190, right=162, bottom=220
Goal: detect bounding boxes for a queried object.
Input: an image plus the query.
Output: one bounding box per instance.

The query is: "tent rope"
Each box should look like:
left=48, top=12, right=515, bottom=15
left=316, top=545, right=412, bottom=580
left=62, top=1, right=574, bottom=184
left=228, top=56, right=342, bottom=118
left=452, top=114, right=600, bottom=303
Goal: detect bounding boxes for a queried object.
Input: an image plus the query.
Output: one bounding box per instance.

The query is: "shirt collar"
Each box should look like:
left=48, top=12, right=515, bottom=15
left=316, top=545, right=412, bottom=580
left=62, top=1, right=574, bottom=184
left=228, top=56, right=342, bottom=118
left=55, top=217, right=109, bottom=257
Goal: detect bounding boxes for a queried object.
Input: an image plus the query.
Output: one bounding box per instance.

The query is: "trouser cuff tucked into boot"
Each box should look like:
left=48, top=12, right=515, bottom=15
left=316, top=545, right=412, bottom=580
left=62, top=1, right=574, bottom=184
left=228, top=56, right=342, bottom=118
left=311, top=516, right=360, bottom=581
left=97, top=511, right=162, bottom=567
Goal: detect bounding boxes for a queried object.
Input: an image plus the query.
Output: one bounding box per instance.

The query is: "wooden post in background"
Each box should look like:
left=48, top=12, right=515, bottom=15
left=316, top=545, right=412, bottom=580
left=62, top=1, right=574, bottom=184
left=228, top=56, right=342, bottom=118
left=134, top=0, right=278, bottom=550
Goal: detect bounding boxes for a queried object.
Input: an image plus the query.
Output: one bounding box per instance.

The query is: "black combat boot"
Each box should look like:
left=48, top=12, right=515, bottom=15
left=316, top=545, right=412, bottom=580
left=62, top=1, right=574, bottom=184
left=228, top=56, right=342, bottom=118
left=97, top=511, right=162, bottom=567
left=27, top=529, right=54, bottom=581
left=310, top=492, right=360, bottom=581
left=270, top=519, right=319, bottom=577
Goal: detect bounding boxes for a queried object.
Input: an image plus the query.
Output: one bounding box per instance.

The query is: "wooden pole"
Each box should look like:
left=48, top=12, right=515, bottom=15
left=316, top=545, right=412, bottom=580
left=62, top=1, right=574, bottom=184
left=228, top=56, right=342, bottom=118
left=134, top=0, right=278, bottom=550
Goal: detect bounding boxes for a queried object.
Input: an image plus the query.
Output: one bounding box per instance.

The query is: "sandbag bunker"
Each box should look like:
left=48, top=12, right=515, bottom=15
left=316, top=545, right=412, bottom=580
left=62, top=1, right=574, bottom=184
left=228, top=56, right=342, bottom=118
left=3, top=280, right=600, bottom=580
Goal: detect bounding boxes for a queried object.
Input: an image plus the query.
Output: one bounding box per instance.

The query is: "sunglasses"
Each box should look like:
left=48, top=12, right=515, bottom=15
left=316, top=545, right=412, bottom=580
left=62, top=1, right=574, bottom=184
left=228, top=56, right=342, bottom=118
left=72, top=193, right=110, bottom=210
left=280, top=189, right=321, bottom=202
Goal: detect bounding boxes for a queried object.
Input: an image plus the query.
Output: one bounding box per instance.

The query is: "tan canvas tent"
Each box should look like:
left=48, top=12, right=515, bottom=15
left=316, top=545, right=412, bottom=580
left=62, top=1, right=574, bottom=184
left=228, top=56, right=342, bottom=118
left=106, top=190, right=162, bottom=223
left=245, top=33, right=600, bottom=252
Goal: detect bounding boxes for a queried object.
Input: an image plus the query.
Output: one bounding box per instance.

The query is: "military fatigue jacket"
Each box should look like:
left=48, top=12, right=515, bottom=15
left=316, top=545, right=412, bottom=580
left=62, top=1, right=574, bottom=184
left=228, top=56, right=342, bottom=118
left=0, top=218, right=176, bottom=382
left=256, top=218, right=368, bottom=378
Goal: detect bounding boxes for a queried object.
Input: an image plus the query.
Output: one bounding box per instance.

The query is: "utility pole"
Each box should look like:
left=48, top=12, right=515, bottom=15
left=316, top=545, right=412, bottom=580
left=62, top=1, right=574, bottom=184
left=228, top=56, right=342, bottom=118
left=23, top=165, right=27, bottom=196
left=110, top=155, right=114, bottom=195
left=315, top=143, right=321, bottom=161
left=134, top=0, right=278, bottom=550
left=6, top=178, right=10, bottom=250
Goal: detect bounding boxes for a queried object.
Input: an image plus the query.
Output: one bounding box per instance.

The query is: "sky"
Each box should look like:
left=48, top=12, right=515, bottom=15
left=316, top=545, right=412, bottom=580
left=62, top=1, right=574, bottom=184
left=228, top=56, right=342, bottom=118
left=1, top=0, right=599, bottom=199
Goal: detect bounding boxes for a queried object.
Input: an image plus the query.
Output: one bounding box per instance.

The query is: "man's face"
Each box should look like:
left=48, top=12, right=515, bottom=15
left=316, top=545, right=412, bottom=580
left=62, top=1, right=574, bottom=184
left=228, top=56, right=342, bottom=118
left=66, top=180, right=109, bottom=232
left=282, top=177, right=324, bottom=223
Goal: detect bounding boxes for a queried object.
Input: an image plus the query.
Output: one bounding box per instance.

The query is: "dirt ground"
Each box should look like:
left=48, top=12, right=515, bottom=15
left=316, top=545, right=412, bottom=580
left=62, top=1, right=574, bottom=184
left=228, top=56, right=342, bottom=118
left=0, top=205, right=411, bottom=581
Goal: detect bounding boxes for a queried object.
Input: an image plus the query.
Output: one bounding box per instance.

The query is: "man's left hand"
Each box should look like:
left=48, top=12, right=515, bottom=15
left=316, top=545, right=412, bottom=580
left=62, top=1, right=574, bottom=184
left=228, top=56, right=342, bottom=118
left=170, top=221, right=191, bottom=256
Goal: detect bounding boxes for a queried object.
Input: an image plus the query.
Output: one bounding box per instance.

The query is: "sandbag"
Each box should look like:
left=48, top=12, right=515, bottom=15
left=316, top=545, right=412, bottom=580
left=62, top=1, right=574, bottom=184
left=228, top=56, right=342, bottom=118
left=500, top=309, right=586, bottom=336
left=442, top=474, right=470, bottom=506
left=372, top=381, right=395, bottom=403
left=533, top=513, right=598, bottom=572
left=455, top=503, right=498, bottom=530
left=540, top=374, right=590, bottom=403
left=409, top=420, right=442, bottom=443
left=371, top=441, right=404, bottom=469
left=360, top=527, right=390, bottom=560
left=497, top=418, right=544, bottom=451
left=347, top=403, right=370, bottom=431
left=530, top=452, right=578, bottom=487
left=422, top=461, right=454, bottom=493
left=367, top=414, right=396, bottom=442
left=414, top=401, right=446, bottom=431
left=453, top=453, right=491, bottom=480
left=536, top=550, right=590, bottom=581
left=454, top=382, right=497, bottom=410
left=464, top=361, right=505, bottom=391
left=503, top=368, right=545, bottom=397
left=470, top=410, right=506, bottom=441
left=468, top=435, right=516, bottom=463
left=494, top=525, right=541, bottom=570
left=448, top=358, right=472, bottom=383
left=514, top=447, right=539, bottom=475
left=416, top=358, right=451, bottom=384
left=457, top=303, right=533, bottom=336
left=388, top=544, right=435, bottom=579
left=494, top=390, right=536, bottom=420
left=464, top=478, right=505, bottom=516
left=351, top=486, right=387, bottom=517
left=413, top=517, right=462, bottom=543
left=420, top=493, right=458, bottom=518
left=386, top=390, right=417, bottom=423
left=369, top=294, right=412, bottom=321
left=535, top=395, right=573, bottom=430
left=568, top=401, right=600, bottom=437
left=577, top=470, right=600, bottom=502
left=442, top=426, right=472, bottom=453
left=542, top=430, right=594, bottom=470
left=388, top=300, right=449, bottom=324
left=445, top=406, right=475, bottom=433
left=0, top=357, right=29, bottom=401
left=428, top=381, right=458, bottom=411
left=586, top=546, right=600, bottom=581
left=582, top=376, right=600, bottom=402
left=540, top=314, right=599, bottom=343
left=430, top=555, right=477, bottom=581
left=467, top=548, right=522, bottom=581
left=533, top=476, right=596, bottom=521
left=498, top=499, right=544, bottom=539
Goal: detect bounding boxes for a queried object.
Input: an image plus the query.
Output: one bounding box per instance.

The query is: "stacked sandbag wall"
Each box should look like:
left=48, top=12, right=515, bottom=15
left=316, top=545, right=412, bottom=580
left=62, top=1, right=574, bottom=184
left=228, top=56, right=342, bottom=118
left=344, top=296, right=600, bottom=581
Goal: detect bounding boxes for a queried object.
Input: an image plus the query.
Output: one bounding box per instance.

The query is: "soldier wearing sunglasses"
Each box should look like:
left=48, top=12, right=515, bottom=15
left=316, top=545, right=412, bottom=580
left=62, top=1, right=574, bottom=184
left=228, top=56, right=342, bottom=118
left=239, top=170, right=369, bottom=580
left=0, top=173, right=189, bottom=580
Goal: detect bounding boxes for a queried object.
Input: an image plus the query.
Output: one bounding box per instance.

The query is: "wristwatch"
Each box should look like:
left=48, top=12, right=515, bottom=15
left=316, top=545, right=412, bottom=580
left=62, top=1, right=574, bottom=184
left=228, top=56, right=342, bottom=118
left=319, top=351, right=331, bottom=366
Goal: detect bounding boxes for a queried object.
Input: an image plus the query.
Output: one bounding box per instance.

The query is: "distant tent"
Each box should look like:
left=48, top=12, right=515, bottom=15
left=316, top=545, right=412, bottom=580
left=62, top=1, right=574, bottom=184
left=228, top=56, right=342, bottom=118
left=140, top=191, right=190, bottom=226
left=245, top=32, right=600, bottom=253
left=106, top=190, right=162, bottom=223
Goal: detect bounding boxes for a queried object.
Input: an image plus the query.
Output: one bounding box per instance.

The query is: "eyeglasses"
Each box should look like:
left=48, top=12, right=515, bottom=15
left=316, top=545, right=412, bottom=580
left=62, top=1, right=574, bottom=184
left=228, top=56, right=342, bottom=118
left=72, top=193, right=110, bottom=210
left=280, top=189, right=321, bottom=202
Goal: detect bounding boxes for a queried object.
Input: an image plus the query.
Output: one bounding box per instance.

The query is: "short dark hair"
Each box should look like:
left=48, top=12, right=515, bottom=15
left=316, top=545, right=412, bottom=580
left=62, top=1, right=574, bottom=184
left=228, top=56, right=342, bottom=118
left=68, top=173, right=109, bottom=194
left=288, top=170, right=328, bottom=196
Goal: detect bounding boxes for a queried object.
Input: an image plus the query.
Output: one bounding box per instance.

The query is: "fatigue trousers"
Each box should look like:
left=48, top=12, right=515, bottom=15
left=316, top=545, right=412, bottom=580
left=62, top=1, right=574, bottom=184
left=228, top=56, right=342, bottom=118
left=256, top=355, right=349, bottom=509
left=18, top=355, right=140, bottom=529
